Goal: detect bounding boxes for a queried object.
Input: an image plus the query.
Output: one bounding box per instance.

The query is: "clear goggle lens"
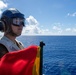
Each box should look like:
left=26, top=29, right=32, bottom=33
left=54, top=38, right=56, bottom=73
left=12, top=18, right=25, bottom=26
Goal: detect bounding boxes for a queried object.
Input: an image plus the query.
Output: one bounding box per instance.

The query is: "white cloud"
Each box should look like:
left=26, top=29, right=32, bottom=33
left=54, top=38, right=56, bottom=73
left=64, top=28, right=76, bottom=35
left=0, top=0, right=8, bottom=15
left=65, top=28, right=71, bottom=31
left=22, top=18, right=76, bottom=35
left=0, top=1, right=7, bottom=9
left=65, top=28, right=76, bottom=33
left=72, top=28, right=76, bottom=32
left=53, top=26, right=63, bottom=34
left=53, top=26, right=61, bottom=30
left=0, top=10, right=2, bottom=15
left=67, top=12, right=76, bottom=17
left=22, top=15, right=40, bottom=35
left=22, top=25, right=40, bottom=35
left=22, top=15, right=52, bottom=35
left=26, top=16, right=39, bottom=25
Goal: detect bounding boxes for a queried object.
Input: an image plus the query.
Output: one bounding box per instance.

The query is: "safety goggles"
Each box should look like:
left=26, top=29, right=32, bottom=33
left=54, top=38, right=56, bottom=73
left=12, top=18, right=25, bottom=26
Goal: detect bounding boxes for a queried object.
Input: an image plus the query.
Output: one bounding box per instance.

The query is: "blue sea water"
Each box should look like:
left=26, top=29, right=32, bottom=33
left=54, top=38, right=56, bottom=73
left=17, top=36, right=76, bottom=75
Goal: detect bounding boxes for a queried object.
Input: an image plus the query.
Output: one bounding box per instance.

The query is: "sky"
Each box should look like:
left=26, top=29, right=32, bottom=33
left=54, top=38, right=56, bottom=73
left=0, top=0, right=76, bottom=35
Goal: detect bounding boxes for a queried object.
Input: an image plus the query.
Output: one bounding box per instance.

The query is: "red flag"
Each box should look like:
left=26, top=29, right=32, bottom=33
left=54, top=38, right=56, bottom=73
left=0, top=45, right=40, bottom=75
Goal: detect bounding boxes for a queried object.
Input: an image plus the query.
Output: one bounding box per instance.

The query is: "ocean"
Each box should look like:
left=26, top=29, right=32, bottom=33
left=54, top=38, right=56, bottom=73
left=17, top=36, right=76, bottom=75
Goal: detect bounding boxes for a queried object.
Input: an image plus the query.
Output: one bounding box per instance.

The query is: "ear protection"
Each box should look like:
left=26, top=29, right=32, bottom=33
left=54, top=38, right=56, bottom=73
left=0, top=17, right=9, bottom=32
left=0, top=21, right=4, bottom=31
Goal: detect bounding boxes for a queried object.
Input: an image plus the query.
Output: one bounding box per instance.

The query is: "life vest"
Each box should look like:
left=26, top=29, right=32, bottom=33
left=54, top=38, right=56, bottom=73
left=0, top=36, right=24, bottom=52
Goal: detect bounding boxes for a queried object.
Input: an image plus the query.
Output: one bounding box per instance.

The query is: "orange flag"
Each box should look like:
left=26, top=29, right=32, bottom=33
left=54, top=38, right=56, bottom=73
left=0, top=45, right=40, bottom=75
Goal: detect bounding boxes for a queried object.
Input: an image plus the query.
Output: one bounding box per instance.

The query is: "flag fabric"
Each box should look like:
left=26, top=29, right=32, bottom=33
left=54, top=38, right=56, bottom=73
left=0, top=45, right=40, bottom=75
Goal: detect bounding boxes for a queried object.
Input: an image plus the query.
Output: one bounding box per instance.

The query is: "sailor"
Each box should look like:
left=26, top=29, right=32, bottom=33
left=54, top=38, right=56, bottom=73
left=0, top=8, right=25, bottom=58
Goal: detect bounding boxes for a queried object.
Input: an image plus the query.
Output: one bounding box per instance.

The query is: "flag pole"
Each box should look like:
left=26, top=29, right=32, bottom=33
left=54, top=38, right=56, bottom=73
left=39, top=41, right=45, bottom=75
